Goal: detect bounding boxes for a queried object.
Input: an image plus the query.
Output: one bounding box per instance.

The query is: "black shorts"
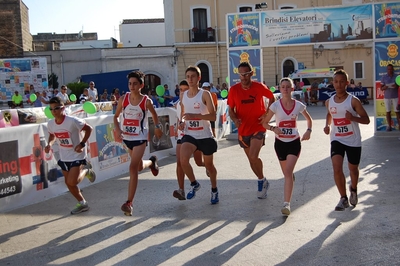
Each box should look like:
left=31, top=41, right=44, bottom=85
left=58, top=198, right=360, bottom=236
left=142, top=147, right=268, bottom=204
left=181, top=135, right=217, bottom=155
left=176, top=139, right=182, bottom=145
left=238, top=131, right=266, bottom=148
left=330, top=140, right=361, bottom=165
left=58, top=159, right=86, bottom=172
left=274, top=138, right=301, bottom=161
left=123, top=139, right=147, bottom=150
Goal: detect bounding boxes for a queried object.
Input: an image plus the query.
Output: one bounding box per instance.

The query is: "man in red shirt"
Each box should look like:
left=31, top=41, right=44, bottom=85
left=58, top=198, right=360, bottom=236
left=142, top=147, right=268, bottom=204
left=227, top=62, right=275, bottom=199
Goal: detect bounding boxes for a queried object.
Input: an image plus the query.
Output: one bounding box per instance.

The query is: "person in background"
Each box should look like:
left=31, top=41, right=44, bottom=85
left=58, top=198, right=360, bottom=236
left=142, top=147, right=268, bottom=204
left=148, top=89, right=160, bottom=108
left=163, top=84, right=174, bottom=107
left=79, top=88, right=92, bottom=103
left=40, top=90, right=50, bottom=107
left=348, top=79, right=356, bottom=89
left=210, top=82, right=220, bottom=95
left=202, top=82, right=218, bottom=137
left=32, top=91, right=48, bottom=107
left=56, top=85, right=72, bottom=105
left=100, top=91, right=109, bottom=102
left=11, top=91, right=23, bottom=108
left=380, top=64, right=400, bottom=131
left=110, top=94, right=117, bottom=114
left=227, top=61, right=275, bottom=200
left=112, top=88, right=121, bottom=101
left=45, top=97, right=96, bottom=214
left=323, top=69, right=370, bottom=211
left=262, top=77, right=313, bottom=216
left=88, top=81, right=98, bottom=102
left=174, top=84, right=180, bottom=97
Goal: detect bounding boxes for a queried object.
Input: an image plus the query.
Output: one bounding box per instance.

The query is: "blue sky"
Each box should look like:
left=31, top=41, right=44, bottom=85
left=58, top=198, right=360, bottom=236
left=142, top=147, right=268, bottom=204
left=23, top=0, right=164, bottom=41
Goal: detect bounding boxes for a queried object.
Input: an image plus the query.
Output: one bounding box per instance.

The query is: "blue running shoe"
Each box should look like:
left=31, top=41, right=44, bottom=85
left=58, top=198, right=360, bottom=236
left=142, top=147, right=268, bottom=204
left=187, top=182, right=201, bottom=200
left=257, top=178, right=270, bottom=199
left=211, top=191, right=219, bottom=204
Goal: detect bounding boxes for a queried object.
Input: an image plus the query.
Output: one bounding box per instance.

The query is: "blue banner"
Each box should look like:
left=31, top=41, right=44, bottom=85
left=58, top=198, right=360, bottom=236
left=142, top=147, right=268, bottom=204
left=260, top=5, right=373, bottom=46
left=374, top=2, right=400, bottom=39
left=228, top=49, right=262, bottom=86
left=227, top=13, right=261, bottom=48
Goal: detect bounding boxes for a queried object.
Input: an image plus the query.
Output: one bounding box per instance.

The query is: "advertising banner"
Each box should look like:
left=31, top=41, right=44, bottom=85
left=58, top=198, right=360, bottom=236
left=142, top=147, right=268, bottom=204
left=374, top=2, right=400, bottom=39
left=374, top=40, right=400, bottom=131
left=227, top=13, right=261, bottom=48
left=260, top=5, right=373, bottom=46
left=228, top=49, right=262, bottom=86
left=0, top=57, right=48, bottom=101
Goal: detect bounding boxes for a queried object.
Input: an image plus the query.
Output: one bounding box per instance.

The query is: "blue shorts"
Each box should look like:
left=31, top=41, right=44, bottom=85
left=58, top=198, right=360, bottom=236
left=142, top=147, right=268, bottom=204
left=58, top=159, right=86, bottom=172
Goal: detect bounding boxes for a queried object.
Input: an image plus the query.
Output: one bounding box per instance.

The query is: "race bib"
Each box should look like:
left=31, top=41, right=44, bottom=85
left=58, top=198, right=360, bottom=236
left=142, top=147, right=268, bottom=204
left=123, top=119, right=140, bottom=136
left=187, top=119, right=203, bottom=131
left=278, top=120, right=298, bottom=138
left=333, top=118, right=354, bottom=137
left=55, top=132, right=73, bottom=148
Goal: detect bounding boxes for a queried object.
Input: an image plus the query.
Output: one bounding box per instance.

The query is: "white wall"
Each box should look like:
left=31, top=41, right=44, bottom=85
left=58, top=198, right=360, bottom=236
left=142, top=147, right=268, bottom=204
left=60, top=39, right=116, bottom=50
left=120, top=23, right=166, bottom=47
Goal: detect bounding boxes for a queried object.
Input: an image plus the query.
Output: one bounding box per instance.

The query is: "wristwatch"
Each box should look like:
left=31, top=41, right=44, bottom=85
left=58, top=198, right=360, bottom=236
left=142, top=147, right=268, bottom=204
left=80, top=142, right=86, bottom=147
left=155, top=123, right=162, bottom=129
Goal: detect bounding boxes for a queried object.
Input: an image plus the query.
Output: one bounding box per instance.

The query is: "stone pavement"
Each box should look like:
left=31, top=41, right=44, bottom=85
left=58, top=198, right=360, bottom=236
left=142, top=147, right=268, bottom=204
left=0, top=103, right=399, bottom=266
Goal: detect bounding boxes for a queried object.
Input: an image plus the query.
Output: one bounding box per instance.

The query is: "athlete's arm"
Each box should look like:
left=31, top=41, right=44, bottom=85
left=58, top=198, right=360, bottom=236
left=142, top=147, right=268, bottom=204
left=323, top=100, right=331, bottom=135
left=147, top=98, right=163, bottom=138
left=300, top=109, right=313, bottom=141
left=44, top=133, right=56, bottom=153
left=347, top=97, right=370, bottom=125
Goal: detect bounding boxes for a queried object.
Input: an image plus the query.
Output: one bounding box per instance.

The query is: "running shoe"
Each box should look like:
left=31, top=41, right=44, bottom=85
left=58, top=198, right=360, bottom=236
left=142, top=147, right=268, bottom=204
left=349, top=185, right=358, bottom=206
left=71, top=202, right=89, bottom=214
left=211, top=191, right=219, bottom=204
left=257, top=178, right=270, bottom=199
left=281, top=203, right=291, bottom=216
left=85, top=169, right=96, bottom=183
left=121, top=201, right=133, bottom=216
left=335, top=197, right=349, bottom=211
left=173, top=189, right=186, bottom=200
left=149, top=156, right=159, bottom=176
left=187, top=182, right=201, bottom=200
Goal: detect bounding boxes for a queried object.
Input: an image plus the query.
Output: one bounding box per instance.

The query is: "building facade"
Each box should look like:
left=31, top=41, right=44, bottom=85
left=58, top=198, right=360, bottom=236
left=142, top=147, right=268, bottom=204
left=119, top=19, right=166, bottom=47
left=165, top=0, right=392, bottom=88
left=0, top=0, right=32, bottom=57
left=32, top=32, right=98, bottom=51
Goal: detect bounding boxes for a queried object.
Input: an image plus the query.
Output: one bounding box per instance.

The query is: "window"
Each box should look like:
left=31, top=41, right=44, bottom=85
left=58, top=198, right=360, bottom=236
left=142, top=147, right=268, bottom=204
left=193, top=8, right=207, bottom=30
left=354, top=61, right=364, bottom=79
left=239, top=6, right=253, bottom=12
left=283, top=60, right=295, bottom=78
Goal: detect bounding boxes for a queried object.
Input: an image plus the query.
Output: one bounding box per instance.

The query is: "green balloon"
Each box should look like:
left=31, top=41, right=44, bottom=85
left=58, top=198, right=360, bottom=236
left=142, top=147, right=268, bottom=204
left=302, top=87, right=307, bottom=92
left=70, top=94, right=77, bottom=101
left=270, top=86, right=276, bottom=92
left=225, top=76, right=229, bottom=84
left=396, top=75, right=400, bottom=86
left=30, top=93, right=37, bottom=102
left=158, top=97, right=165, bottom=103
left=83, top=101, right=97, bottom=114
left=44, top=106, right=54, bottom=119
left=156, top=85, right=165, bottom=97
left=221, top=89, right=228, bottom=98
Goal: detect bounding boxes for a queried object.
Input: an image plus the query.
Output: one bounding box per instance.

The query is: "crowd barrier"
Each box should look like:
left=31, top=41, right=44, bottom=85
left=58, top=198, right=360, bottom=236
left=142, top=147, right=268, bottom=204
left=0, top=100, right=231, bottom=212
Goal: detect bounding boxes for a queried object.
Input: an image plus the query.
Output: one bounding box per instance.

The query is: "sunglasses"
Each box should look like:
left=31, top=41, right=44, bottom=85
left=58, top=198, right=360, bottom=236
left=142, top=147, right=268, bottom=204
left=239, top=71, right=252, bottom=77
left=49, top=106, right=63, bottom=111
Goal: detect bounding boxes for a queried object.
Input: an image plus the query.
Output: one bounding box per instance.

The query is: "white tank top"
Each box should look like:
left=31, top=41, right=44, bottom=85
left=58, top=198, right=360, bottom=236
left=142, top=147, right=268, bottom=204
left=121, top=93, right=149, bottom=141
left=182, top=89, right=213, bottom=139
left=328, top=94, right=362, bottom=147
left=270, top=99, right=306, bottom=142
